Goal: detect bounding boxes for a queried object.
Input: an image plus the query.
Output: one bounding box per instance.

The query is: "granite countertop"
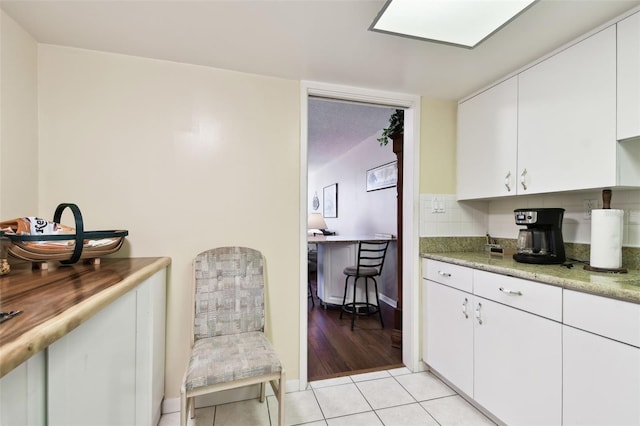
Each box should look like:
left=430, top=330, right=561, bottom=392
left=422, top=252, right=640, bottom=304
left=0, top=257, right=171, bottom=378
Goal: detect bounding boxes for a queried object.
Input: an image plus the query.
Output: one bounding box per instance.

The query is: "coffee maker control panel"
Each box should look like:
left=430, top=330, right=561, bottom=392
left=515, top=210, right=538, bottom=225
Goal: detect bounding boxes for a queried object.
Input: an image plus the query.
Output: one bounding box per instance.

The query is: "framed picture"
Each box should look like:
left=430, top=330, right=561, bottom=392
left=366, top=161, right=397, bottom=192
left=323, top=183, right=338, bottom=218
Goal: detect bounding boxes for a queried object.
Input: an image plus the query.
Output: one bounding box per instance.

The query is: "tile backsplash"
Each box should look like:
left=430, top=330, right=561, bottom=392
left=420, top=190, right=640, bottom=248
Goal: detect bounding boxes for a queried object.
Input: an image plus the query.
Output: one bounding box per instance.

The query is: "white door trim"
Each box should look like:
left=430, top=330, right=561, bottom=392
left=299, top=80, right=421, bottom=390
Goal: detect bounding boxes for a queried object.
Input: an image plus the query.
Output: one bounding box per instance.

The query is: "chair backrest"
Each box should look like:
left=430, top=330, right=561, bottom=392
left=192, top=247, right=265, bottom=341
left=355, top=240, right=390, bottom=276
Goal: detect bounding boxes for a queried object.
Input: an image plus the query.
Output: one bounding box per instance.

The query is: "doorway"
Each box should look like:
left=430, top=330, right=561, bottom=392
left=306, top=97, right=402, bottom=381
left=299, top=81, right=421, bottom=390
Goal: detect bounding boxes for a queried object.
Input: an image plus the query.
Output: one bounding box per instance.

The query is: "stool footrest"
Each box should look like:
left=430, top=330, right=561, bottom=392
left=341, top=303, right=380, bottom=316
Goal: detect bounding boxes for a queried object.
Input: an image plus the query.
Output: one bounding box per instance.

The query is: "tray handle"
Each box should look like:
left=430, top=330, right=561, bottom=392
left=53, top=203, right=84, bottom=264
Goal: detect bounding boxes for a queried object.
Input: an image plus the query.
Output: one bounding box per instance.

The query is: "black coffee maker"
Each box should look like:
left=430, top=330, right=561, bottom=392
left=513, top=208, right=566, bottom=264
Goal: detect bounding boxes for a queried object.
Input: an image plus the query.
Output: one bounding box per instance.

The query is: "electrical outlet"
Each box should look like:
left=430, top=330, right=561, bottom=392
left=583, top=199, right=597, bottom=220
left=431, top=197, right=446, bottom=213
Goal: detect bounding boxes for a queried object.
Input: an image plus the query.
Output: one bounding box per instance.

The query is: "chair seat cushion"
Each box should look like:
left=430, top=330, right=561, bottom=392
left=184, top=331, right=282, bottom=391
left=343, top=266, right=378, bottom=276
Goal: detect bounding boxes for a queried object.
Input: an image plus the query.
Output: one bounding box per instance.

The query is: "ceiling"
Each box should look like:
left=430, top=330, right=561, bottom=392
left=2, top=0, right=639, bottom=168
left=308, top=98, right=396, bottom=171
left=2, top=0, right=638, bottom=100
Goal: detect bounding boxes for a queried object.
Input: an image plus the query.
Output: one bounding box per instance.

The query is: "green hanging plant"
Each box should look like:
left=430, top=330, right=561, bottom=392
left=377, top=109, right=404, bottom=146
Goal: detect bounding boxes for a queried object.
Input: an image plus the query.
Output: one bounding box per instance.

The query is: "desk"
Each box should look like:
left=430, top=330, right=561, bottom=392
left=309, top=236, right=397, bottom=307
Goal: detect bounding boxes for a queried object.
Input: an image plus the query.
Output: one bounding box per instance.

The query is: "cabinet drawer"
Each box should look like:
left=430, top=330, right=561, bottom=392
left=473, top=270, right=562, bottom=321
left=423, top=259, right=472, bottom=293
left=564, top=290, right=640, bottom=347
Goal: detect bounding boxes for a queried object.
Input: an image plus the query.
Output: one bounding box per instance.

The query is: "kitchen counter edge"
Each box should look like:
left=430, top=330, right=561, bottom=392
left=422, top=252, right=640, bottom=304
left=0, top=257, right=171, bottom=378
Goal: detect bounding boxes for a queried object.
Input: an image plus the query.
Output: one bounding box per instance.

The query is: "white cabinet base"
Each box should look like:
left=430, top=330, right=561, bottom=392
left=474, top=297, right=562, bottom=426
left=0, top=351, right=46, bottom=426
left=48, top=289, right=137, bottom=425
left=423, top=280, right=473, bottom=396
left=47, top=269, right=166, bottom=426
left=563, top=325, right=640, bottom=426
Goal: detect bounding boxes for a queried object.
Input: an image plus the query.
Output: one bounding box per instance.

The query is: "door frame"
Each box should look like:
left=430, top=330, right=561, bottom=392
left=298, top=80, right=421, bottom=389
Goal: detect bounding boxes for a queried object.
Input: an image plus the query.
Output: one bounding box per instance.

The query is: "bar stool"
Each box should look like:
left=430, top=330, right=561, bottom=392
left=340, top=240, right=389, bottom=330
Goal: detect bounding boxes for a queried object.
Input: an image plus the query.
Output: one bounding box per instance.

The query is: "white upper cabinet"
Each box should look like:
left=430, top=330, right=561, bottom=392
left=457, top=10, right=640, bottom=200
left=617, top=11, right=640, bottom=141
left=457, top=77, right=518, bottom=200
left=518, top=26, right=617, bottom=195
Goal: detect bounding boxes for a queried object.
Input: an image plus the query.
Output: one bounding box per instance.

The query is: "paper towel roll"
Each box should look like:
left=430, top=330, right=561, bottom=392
left=590, top=209, right=624, bottom=269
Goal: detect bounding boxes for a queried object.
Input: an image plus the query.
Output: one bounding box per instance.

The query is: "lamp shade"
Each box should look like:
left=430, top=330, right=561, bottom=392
left=308, top=213, right=328, bottom=230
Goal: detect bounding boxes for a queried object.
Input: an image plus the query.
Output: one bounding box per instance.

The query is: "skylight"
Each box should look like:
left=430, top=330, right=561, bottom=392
left=370, top=0, right=537, bottom=49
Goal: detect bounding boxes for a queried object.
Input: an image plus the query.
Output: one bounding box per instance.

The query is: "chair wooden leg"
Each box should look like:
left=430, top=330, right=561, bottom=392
left=260, top=381, right=266, bottom=402
left=180, top=390, right=187, bottom=426
left=278, top=371, right=286, bottom=426
left=188, top=396, right=195, bottom=419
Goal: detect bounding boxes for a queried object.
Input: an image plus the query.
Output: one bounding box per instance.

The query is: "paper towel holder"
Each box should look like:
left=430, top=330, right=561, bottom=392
left=584, top=264, right=627, bottom=273
left=584, top=189, right=627, bottom=273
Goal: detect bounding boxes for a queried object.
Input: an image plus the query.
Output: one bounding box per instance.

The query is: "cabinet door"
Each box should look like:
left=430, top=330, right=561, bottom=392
left=474, top=297, right=561, bottom=426
left=563, top=326, right=640, bottom=426
left=317, top=243, right=357, bottom=305
left=135, top=269, right=167, bottom=426
left=518, top=26, right=616, bottom=194
left=457, top=76, right=518, bottom=200
left=0, top=352, right=46, bottom=426
left=423, top=280, right=473, bottom=396
left=618, top=11, right=640, bottom=141
left=48, top=289, right=137, bottom=426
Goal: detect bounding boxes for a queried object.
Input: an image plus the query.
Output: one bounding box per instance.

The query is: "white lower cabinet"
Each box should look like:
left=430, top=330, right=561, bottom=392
left=563, top=326, right=640, bottom=426
left=474, top=297, right=562, bottom=426
left=423, top=279, right=473, bottom=396
left=317, top=240, right=396, bottom=306
left=317, top=242, right=357, bottom=305
left=48, top=268, right=166, bottom=426
left=48, top=288, right=137, bottom=425
left=423, top=259, right=580, bottom=426
left=562, top=289, right=640, bottom=426
left=0, top=351, right=46, bottom=426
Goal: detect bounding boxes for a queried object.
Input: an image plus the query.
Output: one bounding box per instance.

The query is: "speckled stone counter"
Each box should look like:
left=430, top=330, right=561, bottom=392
left=0, top=257, right=171, bottom=378
left=422, top=251, right=640, bottom=304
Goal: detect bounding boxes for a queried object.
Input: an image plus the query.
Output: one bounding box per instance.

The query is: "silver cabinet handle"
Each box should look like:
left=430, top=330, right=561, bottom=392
left=504, top=171, right=511, bottom=192
left=499, top=287, right=523, bottom=296
left=475, top=302, right=483, bottom=325
left=520, top=168, right=528, bottom=191
left=462, top=298, right=469, bottom=319
left=437, top=271, right=451, bottom=277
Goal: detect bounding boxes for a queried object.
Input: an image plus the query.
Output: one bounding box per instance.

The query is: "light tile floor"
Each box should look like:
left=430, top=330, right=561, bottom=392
left=159, top=367, right=496, bottom=426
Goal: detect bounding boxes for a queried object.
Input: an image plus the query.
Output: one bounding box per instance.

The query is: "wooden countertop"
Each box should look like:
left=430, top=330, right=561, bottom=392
left=0, top=257, right=171, bottom=378
left=422, top=252, right=640, bottom=304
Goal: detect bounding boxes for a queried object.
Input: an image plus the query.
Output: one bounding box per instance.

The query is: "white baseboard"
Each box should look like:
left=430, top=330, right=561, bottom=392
left=162, top=378, right=300, bottom=414
left=379, top=293, right=397, bottom=309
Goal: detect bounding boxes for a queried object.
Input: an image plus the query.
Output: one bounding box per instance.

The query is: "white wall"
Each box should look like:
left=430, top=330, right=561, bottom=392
left=309, top=134, right=397, bottom=236
left=0, top=11, right=38, bottom=218
left=420, top=190, right=640, bottom=248
left=36, top=45, right=301, bottom=400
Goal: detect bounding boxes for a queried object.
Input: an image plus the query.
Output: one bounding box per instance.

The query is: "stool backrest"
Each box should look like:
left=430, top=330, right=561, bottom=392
left=355, top=240, right=390, bottom=276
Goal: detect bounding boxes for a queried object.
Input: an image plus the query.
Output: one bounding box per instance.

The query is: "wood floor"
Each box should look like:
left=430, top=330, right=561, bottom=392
left=307, top=275, right=403, bottom=382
